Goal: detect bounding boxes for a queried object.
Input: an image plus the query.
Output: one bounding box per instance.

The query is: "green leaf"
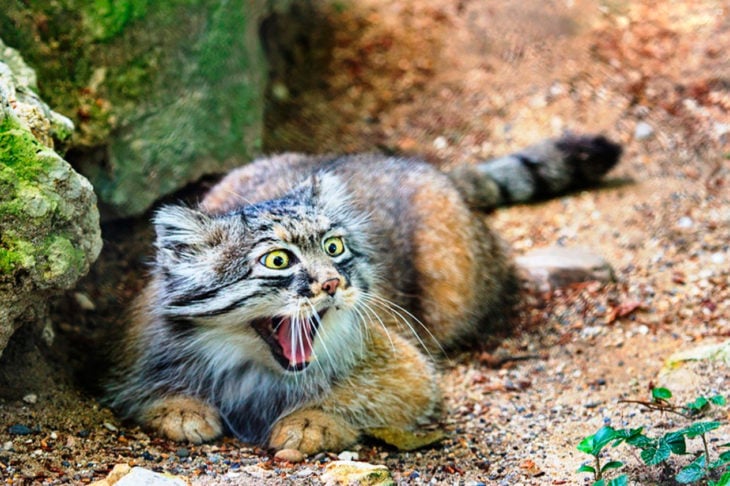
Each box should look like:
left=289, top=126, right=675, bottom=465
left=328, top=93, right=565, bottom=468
left=685, top=421, right=722, bottom=438
left=579, top=426, right=619, bottom=456
left=710, top=471, right=730, bottom=486
left=711, top=395, right=727, bottom=406
left=594, top=480, right=606, bottom=486
left=625, top=432, right=653, bottom=449
left=607, top=475, right=629, bottom=486
left=675, top=454, right=707, bottom=484
left=652, top=387, right=673, bottom=401
left=594, top=426, right=619, bottom=449
left=663, top=431, right=687, bottom=454
left=578, top=435, right=597, bottom=455
left=612, top=427, right=644, bottom=444
left=641, top=439, right=672, bottom=466
left=710, top=450, right=730, bottom=469
left=578, top=464, right=596, bottom=474
left=601, top=460, right=624, bottom=473
left=685, top=396, right=709, bottom=412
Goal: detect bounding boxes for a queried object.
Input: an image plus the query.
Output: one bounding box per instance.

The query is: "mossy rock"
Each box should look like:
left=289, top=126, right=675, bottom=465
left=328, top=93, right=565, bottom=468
left=1, top=0, right=290, bottom=217
left=0, top=46, right=101, bottom=356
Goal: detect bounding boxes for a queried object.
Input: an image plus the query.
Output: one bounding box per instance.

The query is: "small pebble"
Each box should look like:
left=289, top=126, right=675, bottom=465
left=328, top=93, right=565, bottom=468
left=271, top=81, right=290, bottom=102
left=141, top=451, right=155, bottom=461
left=433, top=136, right=448, bottom=150
left=22, top=394, right=38, bottom=404
left=274, top=448, right=305, bottom=463
left=677, top=216, right=693, bottom=229
left=634, top=121, right=654, bottom=139
left=3, top=441, right=12, bottom=450
left=175, top=448, right=190, bottom=458
left=8, top=424, right=32, bottom=436
left=73, top=292, right=96, bottom=311
left=103, top=422, right=119, bottom=432
left=338, top=450, right=358, bottom=461
left=295, top=467, right=315, bottom=477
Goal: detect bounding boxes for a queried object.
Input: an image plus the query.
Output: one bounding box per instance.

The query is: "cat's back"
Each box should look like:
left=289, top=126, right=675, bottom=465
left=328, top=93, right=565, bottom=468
left=200, top=152, right=449, bottom=216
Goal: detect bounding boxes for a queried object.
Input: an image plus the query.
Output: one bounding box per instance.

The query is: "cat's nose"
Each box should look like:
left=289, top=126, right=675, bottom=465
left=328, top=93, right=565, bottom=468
left=321, top=278, right=340, bottom=296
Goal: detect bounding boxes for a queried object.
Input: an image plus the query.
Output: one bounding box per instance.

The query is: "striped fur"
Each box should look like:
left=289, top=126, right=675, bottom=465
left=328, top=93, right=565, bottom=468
left=448, top=134, right=622, bottom=209
left=107, top=134, right=620, bottom=454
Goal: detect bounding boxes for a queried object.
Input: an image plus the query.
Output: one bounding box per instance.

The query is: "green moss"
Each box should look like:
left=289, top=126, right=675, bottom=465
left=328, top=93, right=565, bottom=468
left=0, top=248, right=22, bottom=274
left=0, top=116, right=55, bottom=182
left=0, top=116, right=65, bottom=221
left=83, top=0, right=150, bottom=40
left=0, top=117, right=78, bottom=277
left=0, top=233, right=36, bottom=275
left=82, top=0, right=203, bottom=41
left=41, top=234, right=85, bottom=280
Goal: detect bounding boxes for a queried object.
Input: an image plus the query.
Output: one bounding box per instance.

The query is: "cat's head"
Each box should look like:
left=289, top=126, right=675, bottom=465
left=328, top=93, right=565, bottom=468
left=150, top=174, right=376, bottom=374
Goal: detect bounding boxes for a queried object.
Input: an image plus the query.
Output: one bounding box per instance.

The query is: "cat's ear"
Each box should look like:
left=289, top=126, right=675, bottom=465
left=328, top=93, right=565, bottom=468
left=152, top=205, right=213, bottom=252
left=309, top=172, right=348, bottom=208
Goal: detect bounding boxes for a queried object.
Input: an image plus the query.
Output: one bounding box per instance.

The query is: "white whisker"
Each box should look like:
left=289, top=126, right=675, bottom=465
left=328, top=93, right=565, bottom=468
left=348, top=303, right=371, bottom=356
left=362, top=291, right=449, bottom=361
left=304, top=298, right=334, bottom=374
left=355, top=299, right=396, bottom=353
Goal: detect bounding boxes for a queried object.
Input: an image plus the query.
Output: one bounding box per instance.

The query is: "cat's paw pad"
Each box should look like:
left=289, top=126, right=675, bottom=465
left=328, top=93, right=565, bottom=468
left=269, top=409, right=357, bottom=455
left=144, top=396, right=222, bottom=444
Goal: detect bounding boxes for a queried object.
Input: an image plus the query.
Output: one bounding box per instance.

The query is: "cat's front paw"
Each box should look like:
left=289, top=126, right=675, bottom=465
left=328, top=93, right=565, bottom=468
left=144, top=396, right=222, bottom=444
left=269, top=409, right=358, bottom=455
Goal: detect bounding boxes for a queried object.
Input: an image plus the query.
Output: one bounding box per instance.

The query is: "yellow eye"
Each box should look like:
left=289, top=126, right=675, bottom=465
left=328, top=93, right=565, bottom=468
left=261, top=250, right=291, bottom=269
left=323, top=236, right=345, bottom=257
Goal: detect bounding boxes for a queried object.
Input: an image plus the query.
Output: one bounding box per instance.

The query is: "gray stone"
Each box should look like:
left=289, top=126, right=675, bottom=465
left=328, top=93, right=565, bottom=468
left=0, top=41, right=101, bottom=358
left=116, top=467, right=187, bottom=486
left=516, top=246, right=614, bottom=291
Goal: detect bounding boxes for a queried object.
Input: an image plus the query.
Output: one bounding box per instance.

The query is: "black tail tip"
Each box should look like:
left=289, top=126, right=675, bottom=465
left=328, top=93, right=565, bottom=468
left=556, top=134, right=623, bottom=180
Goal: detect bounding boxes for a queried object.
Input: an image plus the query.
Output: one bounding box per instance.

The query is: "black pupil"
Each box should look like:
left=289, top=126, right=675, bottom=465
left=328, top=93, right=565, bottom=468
left=273, top=255, right=285, bottom=266
left=328, top=243, right=337, bottom=254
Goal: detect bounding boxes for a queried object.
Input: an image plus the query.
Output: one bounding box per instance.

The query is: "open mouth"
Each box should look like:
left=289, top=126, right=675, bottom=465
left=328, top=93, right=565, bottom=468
left=251, top=308, right=329, bottom=372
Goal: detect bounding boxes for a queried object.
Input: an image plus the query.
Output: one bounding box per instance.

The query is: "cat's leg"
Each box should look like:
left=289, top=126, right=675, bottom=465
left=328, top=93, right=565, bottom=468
left=268, top=325, right=441, bottom=454
left=141, top=395, right=223, bottom=444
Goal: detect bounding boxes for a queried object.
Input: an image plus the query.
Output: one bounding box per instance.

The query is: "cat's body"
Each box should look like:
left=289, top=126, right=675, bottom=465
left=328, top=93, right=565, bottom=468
left=107, top=135, right=621, bottom=454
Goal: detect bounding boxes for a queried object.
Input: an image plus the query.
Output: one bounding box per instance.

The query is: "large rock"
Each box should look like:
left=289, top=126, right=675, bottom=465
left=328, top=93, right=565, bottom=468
left=1, top=1, right=289, bottom=217
left=0, top=40, right=102, bottom=357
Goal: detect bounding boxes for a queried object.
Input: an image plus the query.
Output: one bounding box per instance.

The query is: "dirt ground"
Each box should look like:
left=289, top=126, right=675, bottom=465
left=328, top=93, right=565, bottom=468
left=1, top=0, right=729, bottom=484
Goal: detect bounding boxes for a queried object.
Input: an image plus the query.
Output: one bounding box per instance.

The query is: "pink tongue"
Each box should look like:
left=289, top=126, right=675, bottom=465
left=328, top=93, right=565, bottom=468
left=276, top=318, right=314, bottom=366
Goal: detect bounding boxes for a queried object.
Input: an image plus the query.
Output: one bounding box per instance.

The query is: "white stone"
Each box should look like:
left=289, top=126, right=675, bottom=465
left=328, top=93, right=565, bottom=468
left=634, top=121, right=654, bottom=140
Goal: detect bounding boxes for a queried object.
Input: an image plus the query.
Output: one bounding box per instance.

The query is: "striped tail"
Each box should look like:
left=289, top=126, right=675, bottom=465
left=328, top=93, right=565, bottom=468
left=447, top=134, right=622, bottom=210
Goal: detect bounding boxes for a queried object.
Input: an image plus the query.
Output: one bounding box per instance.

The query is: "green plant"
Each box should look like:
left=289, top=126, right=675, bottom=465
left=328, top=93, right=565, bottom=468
left=577, top=388, right=729, bottom=485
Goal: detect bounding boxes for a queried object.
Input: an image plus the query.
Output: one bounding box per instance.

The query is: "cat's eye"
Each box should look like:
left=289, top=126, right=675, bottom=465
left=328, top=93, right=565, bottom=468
left=260, top=250, right=292, bottom=269
left=323, top=236, right=345, bottom=257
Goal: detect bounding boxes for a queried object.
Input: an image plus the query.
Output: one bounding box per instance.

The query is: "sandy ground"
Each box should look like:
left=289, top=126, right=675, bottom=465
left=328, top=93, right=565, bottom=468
left=1, top=0, right=729, bottom=484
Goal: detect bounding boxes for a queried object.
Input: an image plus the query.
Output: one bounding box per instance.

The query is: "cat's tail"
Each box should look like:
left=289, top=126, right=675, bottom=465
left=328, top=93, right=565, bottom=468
left=446, top=134, right=622, bottom=210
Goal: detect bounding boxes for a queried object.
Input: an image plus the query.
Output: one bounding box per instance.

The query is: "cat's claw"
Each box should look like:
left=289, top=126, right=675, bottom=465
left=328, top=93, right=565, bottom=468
left=145, top=396, right=222, bottom=444
left=269, top=409, right=358, bottom=455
